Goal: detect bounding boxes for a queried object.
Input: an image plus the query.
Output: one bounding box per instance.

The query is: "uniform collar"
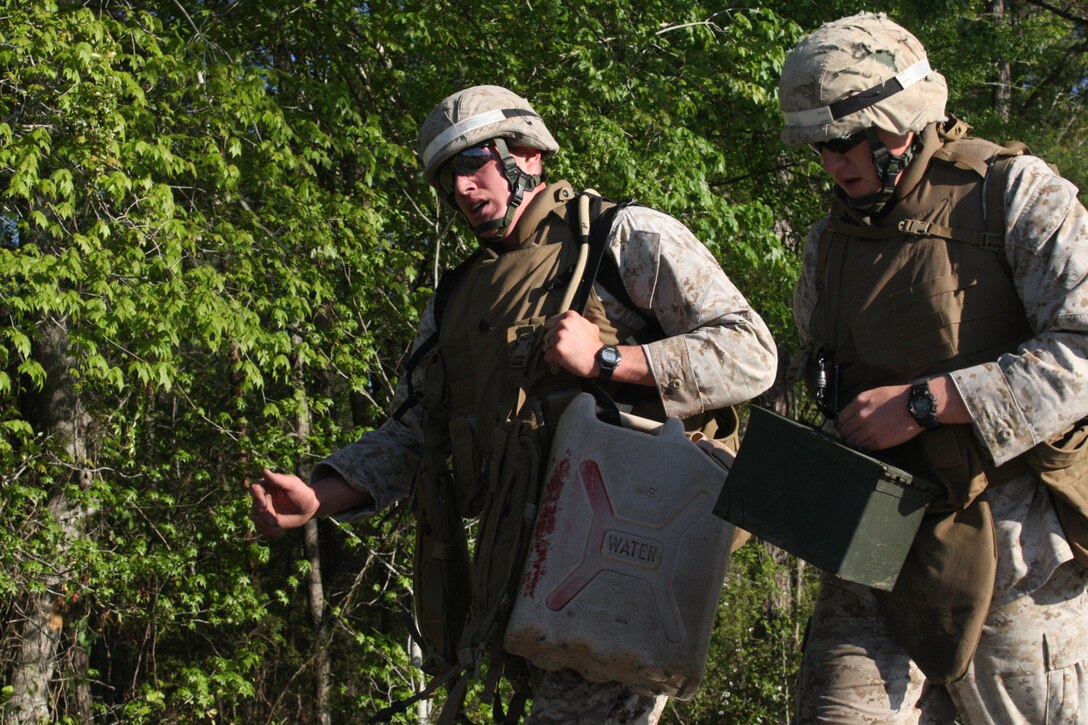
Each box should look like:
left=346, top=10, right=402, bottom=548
left=486, top=181, right=577, bottom=253
left=893, top=122, right=942, bottom=200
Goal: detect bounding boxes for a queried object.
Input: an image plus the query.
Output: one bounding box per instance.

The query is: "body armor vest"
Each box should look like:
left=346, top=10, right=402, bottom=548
left=810, top=127, right=1031, bottom=404
left=412, top=183, right=676, bottom=708
left=437, top=184, right=643, bottom=516
left=411, top=183, right=745, bottom=715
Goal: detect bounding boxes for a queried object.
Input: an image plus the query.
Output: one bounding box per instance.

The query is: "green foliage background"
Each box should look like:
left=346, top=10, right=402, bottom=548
left=0, top=0, right=1084, bottom=722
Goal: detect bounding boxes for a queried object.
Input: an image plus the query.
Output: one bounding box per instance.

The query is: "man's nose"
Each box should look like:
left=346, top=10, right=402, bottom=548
left=453, top=171, right=478, bottom=196
left=820, top=148, right=849, bottom=172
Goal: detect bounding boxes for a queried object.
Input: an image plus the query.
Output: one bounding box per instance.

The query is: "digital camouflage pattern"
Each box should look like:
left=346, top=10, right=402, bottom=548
left=793, top=149, right=1088, bottom=719
left=526, top=666, right=668, bottom=724
left=797, top=562, right=1088, bottom=724
left=778, top=12, right=948, bottom=147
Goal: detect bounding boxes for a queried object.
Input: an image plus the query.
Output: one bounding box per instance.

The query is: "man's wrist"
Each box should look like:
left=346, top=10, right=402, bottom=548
left=907, top=380, right=940, bottom=431
left=595, top=344, right=622, bottom=381
left=311, top=474, right=374, bottom=518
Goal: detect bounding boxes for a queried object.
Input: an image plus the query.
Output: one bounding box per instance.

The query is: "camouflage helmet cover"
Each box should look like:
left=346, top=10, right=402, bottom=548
left=417, top=85, right=559, bottom=185
left=779, top=13, right=948, bottom=146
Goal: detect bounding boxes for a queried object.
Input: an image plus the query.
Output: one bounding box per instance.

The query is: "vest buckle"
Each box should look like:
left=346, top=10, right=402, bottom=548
left=509, top=324, right=537, bottom=368
left=898, top=219, right=932, bottom=236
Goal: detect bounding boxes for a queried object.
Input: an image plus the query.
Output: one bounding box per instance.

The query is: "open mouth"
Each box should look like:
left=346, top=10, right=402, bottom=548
left=466, top=199, right=492, bottom=223
left=837, top=176, right=870, bottom=195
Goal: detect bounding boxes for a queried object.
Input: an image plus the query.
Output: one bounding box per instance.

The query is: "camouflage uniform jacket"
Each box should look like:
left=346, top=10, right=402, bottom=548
left=794, top=149, right=1088, bottom=606
left=314, top=180, right=777, bottom=520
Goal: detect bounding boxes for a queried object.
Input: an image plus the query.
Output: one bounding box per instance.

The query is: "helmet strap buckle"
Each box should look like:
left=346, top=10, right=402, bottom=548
left=863, top=128, right=916, bottom=215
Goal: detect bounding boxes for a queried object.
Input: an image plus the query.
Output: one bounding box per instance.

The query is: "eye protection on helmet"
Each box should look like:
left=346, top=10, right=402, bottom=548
left=810, top=130, right=869, bottom=156
left=437, top=143, right=499, bottom=194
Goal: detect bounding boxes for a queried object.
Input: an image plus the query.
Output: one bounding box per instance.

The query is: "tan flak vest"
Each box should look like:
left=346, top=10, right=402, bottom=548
left=439, top=182, right=634, bottom=518
left=809, top=122, right=1048, bottom=683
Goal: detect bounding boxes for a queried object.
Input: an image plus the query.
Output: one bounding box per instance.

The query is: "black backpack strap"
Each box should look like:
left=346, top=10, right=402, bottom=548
left=392, top=250, right=481, bottom=421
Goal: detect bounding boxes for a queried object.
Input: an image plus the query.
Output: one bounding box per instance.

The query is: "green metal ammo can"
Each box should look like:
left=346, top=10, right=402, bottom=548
left=714, top=406, right=941, bottom=591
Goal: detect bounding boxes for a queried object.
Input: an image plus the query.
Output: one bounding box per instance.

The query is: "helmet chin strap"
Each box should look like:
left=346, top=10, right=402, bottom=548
left=847, top=128, right=917, bottom=214
left=470, top=138, right=544, bottom=239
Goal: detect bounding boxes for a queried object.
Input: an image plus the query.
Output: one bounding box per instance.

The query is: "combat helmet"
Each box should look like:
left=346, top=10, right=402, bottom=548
left=779, top=13, right=948, bottom=206
left=418, top=85, right=559, bottom=237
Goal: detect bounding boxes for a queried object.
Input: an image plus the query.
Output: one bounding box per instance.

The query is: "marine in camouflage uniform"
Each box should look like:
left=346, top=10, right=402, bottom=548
left=249, top=85, right=777, bottom=723
left=780, top=13, right=1088, bottom=724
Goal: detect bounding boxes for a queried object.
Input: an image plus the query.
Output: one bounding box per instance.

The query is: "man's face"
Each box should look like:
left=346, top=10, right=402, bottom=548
left=440, top=143, right=542, bottom=239
left=815, top=128, right=913, bottom=198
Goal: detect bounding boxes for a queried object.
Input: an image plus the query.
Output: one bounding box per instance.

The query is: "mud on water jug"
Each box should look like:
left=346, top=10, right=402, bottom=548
left=503, top=393, right=735, bottom=700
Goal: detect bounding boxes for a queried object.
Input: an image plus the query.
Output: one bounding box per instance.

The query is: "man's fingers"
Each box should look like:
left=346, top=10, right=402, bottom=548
left=248, top=481, right=269, bottom=507
left=261, top=467, right=287, bottom=485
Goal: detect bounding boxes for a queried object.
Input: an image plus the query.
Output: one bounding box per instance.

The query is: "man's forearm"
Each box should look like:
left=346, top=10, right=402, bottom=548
left=311, top=474, right=376, bottom=518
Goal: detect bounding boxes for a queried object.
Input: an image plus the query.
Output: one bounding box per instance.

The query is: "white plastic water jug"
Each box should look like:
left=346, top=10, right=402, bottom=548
left=503, top=392, right=735, bottom=699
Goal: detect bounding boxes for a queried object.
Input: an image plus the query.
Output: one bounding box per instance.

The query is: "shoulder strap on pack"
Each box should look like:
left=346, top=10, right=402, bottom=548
left=569, top=192, right=663, bottom=342
left=570, top=192, right=622, bottom=314
left=392, top=250, right=482, bottom=421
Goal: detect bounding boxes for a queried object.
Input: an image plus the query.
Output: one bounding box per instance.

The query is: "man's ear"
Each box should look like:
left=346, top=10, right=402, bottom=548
left=510, top=145, right=543, bottom=174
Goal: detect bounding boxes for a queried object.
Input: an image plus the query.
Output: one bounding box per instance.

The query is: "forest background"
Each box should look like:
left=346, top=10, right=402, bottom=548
left=1, top=0, right=1085, bottom=722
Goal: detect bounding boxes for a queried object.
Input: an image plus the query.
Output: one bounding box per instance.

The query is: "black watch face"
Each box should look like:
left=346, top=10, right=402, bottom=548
left=909, top=396, right=933, bottom=416
left=909, top=385, right=938, bottom=427
left=600, top=347, right=620, bottom=366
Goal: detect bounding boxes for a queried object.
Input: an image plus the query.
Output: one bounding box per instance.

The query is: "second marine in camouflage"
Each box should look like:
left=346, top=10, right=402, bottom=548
left=782, top=12, right=1088, bottom=723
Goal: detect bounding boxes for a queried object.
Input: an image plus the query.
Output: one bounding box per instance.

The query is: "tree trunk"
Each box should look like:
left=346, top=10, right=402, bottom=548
left=69, top=633, right=94, bottom=723
left=991, top=0, right=1012, bottom=121
left=304, top=518, right=332, bottom=725
left=7, top=316, right=91, bottom=723
left=293, top=332, right=331, bottom=725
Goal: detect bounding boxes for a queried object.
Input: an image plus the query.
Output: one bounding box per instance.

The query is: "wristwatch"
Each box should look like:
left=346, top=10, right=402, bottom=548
left=596, top=345, right=622, bottom=382
left=907, top=380, right=940, bottom=431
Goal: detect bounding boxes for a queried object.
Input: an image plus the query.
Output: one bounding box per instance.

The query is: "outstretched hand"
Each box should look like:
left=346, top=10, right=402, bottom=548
left=248, top=468, right=320, bottom=538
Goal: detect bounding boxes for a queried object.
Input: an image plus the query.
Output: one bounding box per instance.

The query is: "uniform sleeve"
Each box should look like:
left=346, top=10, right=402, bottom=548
left=603, top=206, right=778, bottom=419
left=950, top=156, right=1088, bottom=465
left=309, top=299, right=448, bottom=520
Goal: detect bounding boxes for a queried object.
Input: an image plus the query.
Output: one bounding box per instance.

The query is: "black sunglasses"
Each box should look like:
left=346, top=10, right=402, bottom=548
left=438, top=144, right=499, bottom=193
left=810, top=130, right=869, bottom=155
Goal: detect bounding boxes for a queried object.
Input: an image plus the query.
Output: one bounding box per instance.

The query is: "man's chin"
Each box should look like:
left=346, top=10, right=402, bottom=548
left=470, top=215, right=508, bottom=239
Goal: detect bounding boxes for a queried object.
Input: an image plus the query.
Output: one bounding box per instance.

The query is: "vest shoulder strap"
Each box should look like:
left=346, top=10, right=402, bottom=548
left=816, top=135, right=1031, bottom=286
left=985, top=154, right=1017, bottom=253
